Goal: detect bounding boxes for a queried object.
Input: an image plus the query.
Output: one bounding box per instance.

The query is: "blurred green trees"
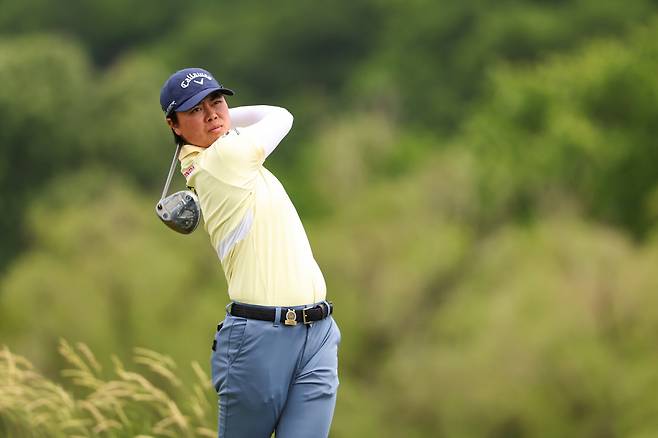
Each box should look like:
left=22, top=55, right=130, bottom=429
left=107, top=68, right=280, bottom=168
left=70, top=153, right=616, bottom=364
left=1, top=0, right=658, bottom=436
left=0, top=35, right=89, bottom=266
left=465, top=22, right=658, bottom=236
left=1, top=170, right=226, bottom=382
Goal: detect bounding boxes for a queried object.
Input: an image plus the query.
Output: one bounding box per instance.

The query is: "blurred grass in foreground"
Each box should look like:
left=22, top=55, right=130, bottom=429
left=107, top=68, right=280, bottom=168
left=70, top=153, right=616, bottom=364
left=0, top=341, right=216, bottom=437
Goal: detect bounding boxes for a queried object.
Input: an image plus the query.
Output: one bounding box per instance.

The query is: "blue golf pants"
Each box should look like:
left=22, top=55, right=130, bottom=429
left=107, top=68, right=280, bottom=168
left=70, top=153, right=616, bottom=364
left=210, top=302, right=341, bottom=437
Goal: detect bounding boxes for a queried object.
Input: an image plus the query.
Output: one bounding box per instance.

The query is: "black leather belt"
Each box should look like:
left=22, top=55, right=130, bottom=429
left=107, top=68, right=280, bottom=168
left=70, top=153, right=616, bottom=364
left=229, top=302, right=333, bottom=326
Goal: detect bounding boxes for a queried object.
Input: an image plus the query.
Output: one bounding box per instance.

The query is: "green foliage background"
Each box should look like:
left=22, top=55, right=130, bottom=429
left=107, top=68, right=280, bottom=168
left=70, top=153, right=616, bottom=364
left=1, top=0, right=658, bottom=436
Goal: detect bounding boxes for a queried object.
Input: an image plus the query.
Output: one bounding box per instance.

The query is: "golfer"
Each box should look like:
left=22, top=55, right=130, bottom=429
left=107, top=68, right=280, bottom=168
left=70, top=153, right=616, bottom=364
left=160, top=68, right=340, bottom=437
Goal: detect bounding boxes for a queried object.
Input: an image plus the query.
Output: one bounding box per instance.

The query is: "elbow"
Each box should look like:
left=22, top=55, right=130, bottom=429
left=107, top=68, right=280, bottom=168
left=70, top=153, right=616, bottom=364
left=277, top=107, right=293, bottom=132
left=285, top=108, right=294, bottom=130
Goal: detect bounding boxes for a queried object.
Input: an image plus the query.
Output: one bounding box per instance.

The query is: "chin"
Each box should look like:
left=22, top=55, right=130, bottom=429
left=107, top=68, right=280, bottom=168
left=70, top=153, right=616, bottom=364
left=204, top=134, right=222, bottom=147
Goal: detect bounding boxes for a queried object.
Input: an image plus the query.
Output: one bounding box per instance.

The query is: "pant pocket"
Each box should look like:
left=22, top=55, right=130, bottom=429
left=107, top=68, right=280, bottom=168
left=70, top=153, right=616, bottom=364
left=211, top=316, right=248, bottom=392
left=226, top=317, right=248, bottom=365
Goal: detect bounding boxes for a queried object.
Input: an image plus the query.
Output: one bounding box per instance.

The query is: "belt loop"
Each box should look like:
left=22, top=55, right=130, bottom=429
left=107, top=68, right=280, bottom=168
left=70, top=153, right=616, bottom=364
left=273, top=307, right=281, bottom=327
left=225, top=302, right=234, bottom=317
left=321, top=300, right=330, bottom=317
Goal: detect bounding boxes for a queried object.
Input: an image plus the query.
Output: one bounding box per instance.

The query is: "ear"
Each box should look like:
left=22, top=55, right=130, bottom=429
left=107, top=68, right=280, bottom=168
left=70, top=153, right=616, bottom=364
left=166, top=117, right=182, bottom=136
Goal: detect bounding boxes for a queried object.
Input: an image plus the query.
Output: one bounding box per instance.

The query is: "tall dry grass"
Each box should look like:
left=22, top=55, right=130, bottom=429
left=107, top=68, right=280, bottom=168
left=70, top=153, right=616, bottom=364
left=0, top=340, right=217, bottom=437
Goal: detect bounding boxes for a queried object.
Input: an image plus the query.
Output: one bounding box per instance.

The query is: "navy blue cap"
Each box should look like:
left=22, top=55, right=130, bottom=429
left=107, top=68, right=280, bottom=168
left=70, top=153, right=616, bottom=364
left=160, top=68, right=234, bottom=116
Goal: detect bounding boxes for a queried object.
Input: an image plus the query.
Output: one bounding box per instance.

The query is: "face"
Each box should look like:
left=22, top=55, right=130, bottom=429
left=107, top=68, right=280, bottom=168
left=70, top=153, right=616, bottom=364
left=167, top=92, right=231, bottom=148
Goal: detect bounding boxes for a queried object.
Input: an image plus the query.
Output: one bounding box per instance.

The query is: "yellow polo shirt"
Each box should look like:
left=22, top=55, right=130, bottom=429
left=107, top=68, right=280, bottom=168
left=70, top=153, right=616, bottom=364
left=178, top=127, right=326, bottom=307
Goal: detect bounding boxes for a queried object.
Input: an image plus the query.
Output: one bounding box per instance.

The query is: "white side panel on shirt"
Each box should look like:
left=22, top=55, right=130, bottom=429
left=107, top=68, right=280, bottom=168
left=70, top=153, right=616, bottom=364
left=217, top=208, right=254, bottom=261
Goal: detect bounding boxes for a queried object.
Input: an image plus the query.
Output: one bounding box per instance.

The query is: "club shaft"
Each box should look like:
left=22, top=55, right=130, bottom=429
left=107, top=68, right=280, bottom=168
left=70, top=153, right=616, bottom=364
left=161, top=143, right=181, bottom=199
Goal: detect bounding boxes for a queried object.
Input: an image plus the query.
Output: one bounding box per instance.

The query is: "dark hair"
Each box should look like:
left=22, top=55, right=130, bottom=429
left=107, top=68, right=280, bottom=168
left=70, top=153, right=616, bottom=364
left=168, top=112, right=185, bottom=145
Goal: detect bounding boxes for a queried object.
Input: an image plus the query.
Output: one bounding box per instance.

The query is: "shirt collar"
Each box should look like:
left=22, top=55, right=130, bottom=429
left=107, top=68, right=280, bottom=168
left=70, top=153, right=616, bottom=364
left=178, top=128, right=240, bottom=160
left=178, top=144, right=206, bottom=161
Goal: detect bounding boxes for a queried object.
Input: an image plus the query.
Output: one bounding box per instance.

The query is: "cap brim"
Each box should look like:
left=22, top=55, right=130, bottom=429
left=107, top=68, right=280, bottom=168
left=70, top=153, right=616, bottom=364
left=175, top=87, right=235, bottom=113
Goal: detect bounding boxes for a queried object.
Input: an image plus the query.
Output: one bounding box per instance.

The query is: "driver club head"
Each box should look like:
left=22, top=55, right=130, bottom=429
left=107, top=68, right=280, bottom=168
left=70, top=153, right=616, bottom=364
left=155, top=190, right=201, bottom=234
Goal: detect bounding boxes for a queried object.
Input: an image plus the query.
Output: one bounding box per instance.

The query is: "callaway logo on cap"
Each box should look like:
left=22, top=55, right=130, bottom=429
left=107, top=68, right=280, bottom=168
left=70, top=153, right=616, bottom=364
left=180, top=72, right=214, bottom=88
left=160, top=67, right=235, bottom=116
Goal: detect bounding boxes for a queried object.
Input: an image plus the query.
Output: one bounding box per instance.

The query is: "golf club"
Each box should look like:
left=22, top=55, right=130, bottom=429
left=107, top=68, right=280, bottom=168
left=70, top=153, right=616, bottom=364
left=155, top=143, right=201, bottom=234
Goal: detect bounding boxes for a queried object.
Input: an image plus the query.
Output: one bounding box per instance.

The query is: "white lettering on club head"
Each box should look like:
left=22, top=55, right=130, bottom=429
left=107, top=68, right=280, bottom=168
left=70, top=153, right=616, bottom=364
left=180, top=72, right=213, bottom=88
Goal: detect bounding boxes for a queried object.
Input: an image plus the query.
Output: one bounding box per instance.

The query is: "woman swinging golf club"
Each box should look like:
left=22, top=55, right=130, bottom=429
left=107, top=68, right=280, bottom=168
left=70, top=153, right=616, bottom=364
left=158, top=68, right=340, bottom=438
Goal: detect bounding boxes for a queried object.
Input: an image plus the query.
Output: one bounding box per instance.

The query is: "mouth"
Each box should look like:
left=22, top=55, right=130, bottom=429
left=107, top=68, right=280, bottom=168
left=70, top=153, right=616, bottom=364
left=209, top=125, right=223, bottom=134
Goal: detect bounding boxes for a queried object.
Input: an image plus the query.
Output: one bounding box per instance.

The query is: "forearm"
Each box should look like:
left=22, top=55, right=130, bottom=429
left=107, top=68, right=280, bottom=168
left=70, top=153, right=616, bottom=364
left=230, top=105, right=282, bottom=128
left=230, top=105, right=293, bottom=157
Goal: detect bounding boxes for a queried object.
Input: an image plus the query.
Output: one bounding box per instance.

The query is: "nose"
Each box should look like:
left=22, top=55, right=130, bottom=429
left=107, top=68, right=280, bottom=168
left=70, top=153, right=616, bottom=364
left=203, top=103, right=218, bottom=121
